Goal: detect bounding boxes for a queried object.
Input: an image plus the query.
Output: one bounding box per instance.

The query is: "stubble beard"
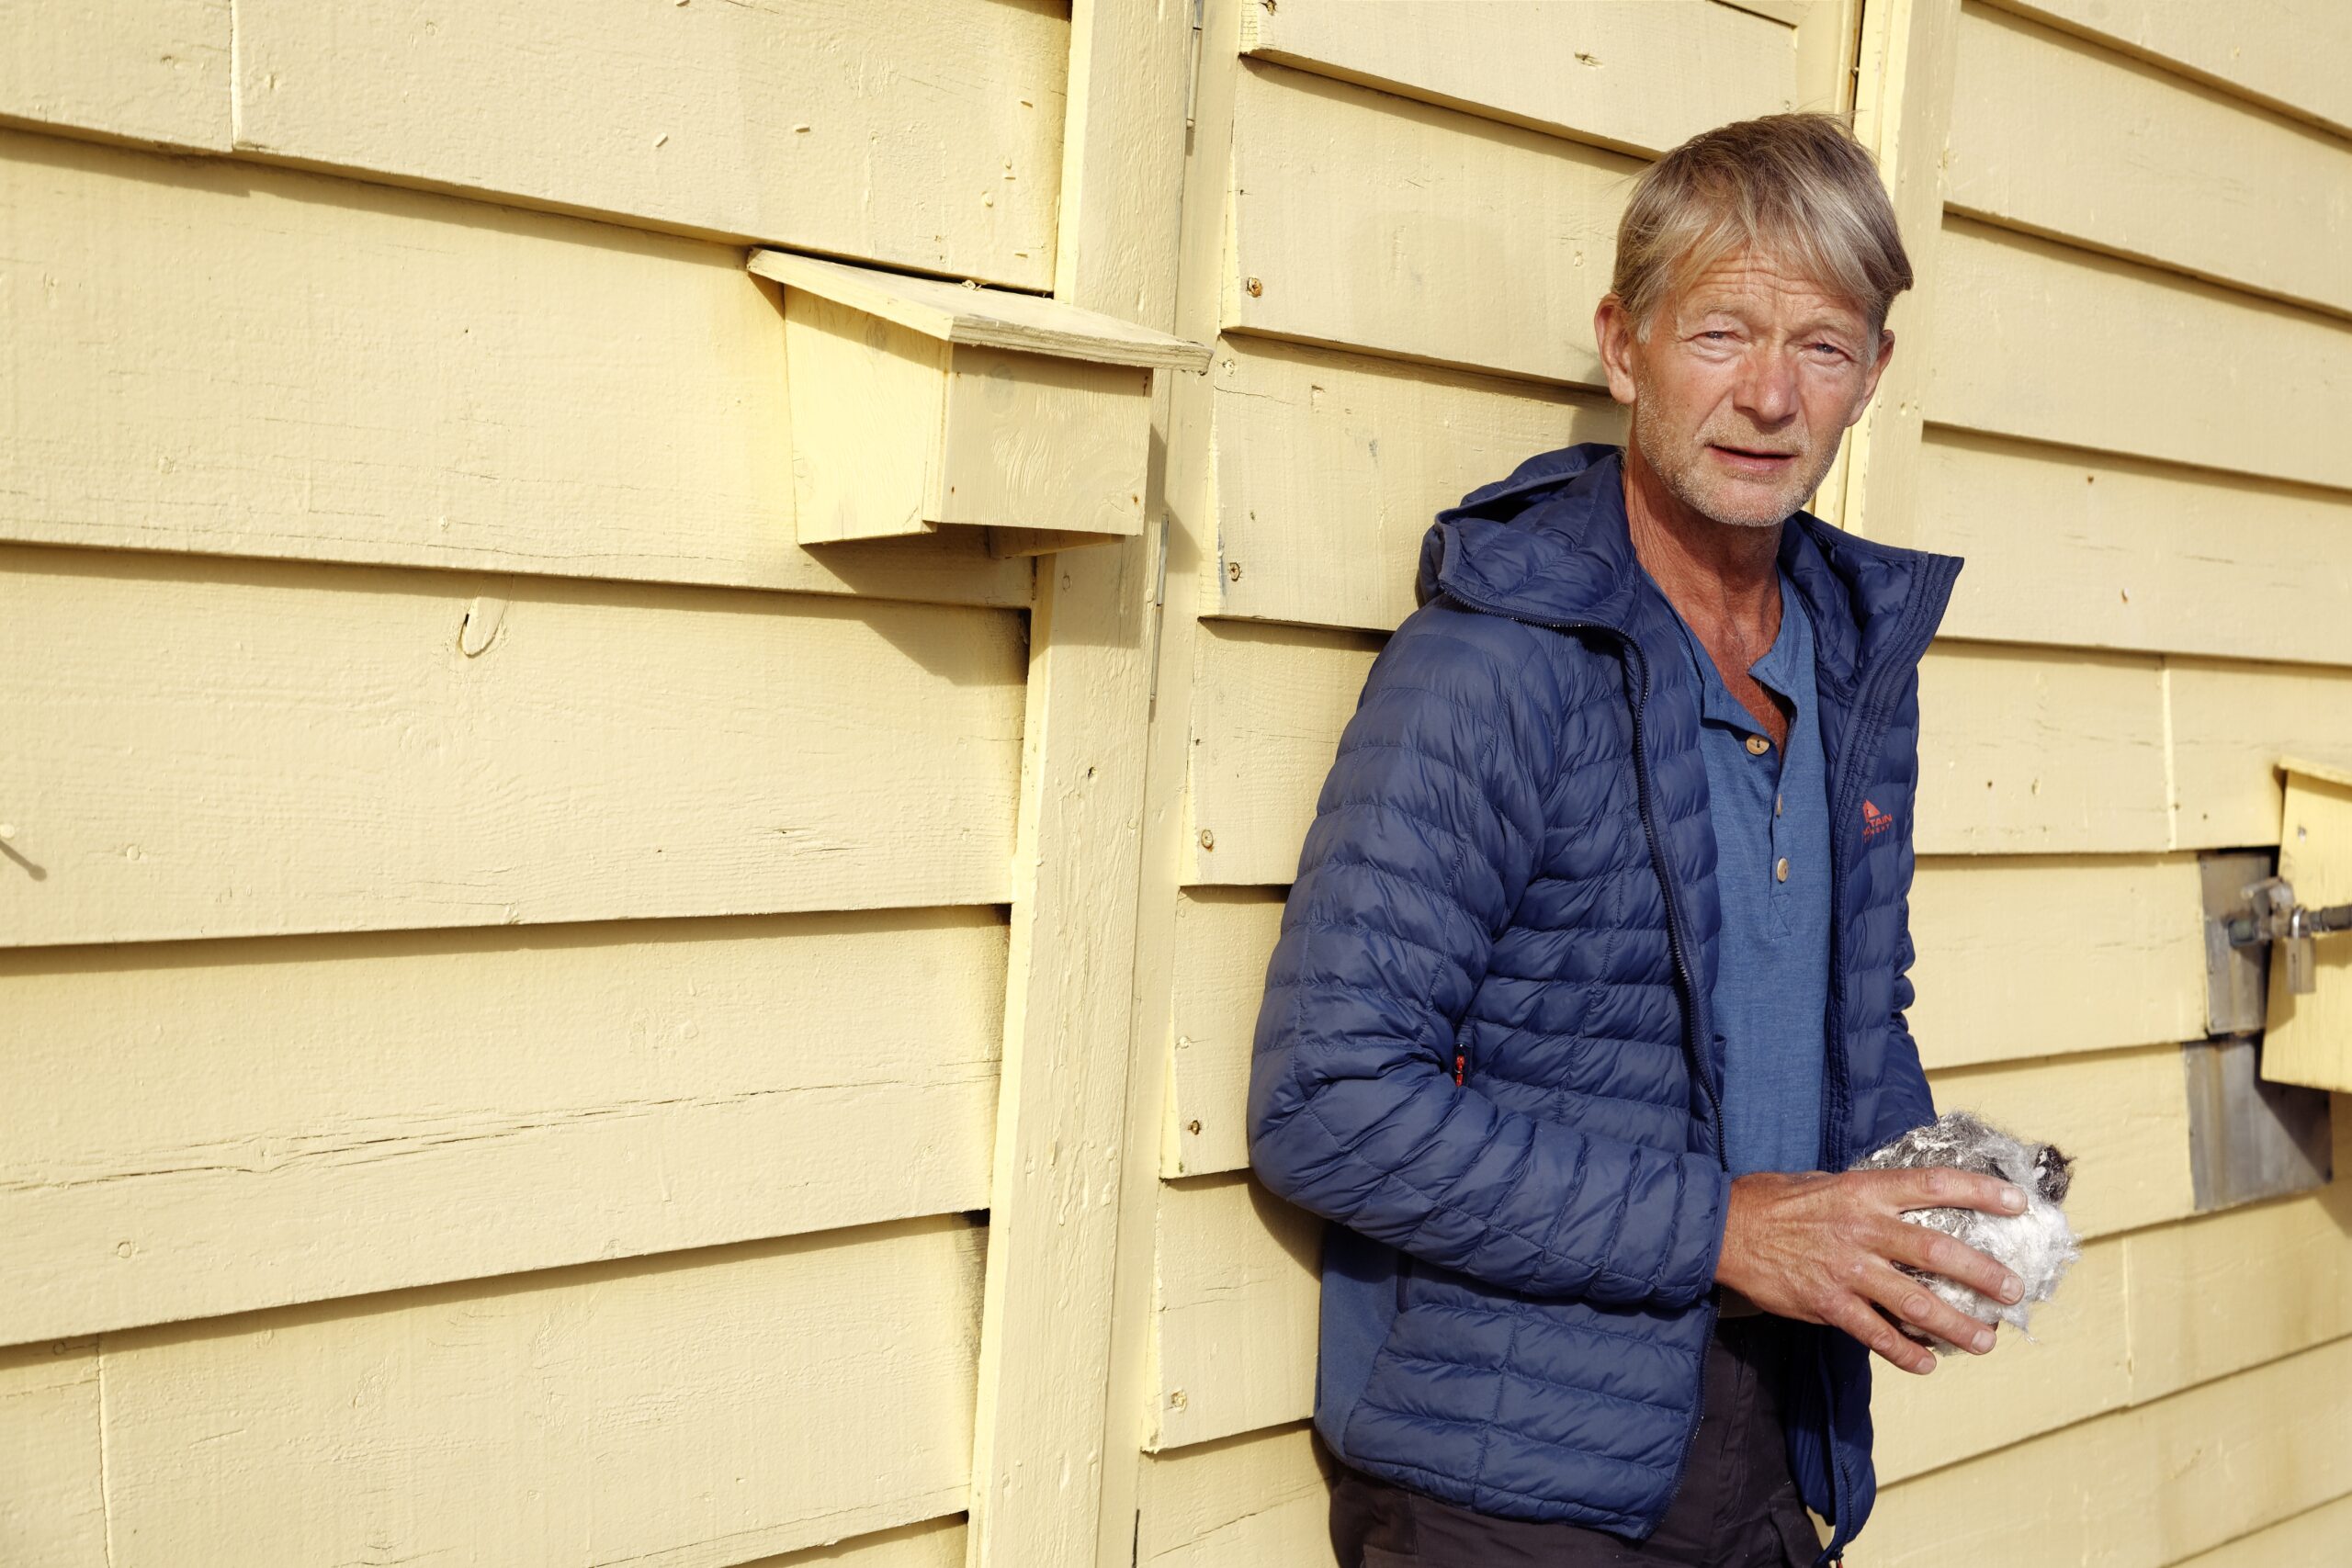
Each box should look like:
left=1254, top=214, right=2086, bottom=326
left=1630, top=393, right=1842, bottom=531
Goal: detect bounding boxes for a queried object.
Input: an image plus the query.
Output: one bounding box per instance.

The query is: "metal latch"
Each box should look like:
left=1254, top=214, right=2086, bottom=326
left=2214, top=874, right=2352, bottom=997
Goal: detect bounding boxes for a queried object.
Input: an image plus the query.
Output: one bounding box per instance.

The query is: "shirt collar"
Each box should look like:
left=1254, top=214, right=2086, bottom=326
left=1669, top=571, right=1812, bottom=732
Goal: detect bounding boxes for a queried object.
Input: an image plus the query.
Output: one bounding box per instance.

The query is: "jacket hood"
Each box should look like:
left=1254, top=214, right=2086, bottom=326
left=1416, top=442, right=1964, bottom=697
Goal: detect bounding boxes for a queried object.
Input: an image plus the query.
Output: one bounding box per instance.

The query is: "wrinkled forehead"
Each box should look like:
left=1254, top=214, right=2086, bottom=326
left=1650, top=239, right=1883, bottom=336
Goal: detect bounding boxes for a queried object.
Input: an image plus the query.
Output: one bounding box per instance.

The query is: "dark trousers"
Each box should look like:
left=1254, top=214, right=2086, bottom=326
left=1329, top=1316, right=1824, bottom=1567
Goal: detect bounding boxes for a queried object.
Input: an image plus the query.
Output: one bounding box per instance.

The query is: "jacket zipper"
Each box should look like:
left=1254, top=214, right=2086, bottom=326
left=1435, top=582, right=1729, bottom=1529
left=1810, top=553, right=1962, bottom=1568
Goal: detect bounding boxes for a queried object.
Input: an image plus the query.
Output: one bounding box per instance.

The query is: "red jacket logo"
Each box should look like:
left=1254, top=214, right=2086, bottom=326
left=1861, top=799, right=1894, bottom=840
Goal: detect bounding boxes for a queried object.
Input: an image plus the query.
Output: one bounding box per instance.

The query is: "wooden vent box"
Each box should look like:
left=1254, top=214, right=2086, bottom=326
left=749, top=251, right=1209, bottom=554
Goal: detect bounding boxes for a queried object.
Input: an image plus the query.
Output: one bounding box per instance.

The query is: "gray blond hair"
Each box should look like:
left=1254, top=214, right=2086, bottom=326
left=1611, top=113, right=1913, bottom=335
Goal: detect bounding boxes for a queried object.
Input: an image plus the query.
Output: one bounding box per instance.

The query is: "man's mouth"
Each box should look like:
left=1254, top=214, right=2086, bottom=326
left=1708, top=444, right=1799, bottom=471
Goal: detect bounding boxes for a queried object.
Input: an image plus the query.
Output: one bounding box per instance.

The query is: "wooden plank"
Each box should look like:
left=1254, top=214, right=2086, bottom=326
left=2129, top=1171, right=2352, bottom=1404
left=100, top=1218, right=985, bottom=1568
left=1917, top=432, right=2352, bottom=663
left=0, top=0, right=229, bottom=151
left=1871, top=1234, right=2131, bottom=1485
left=1184, top=620, right=1382, bottom=887
left=1149, top=1176, right=1320, bottom=1451
left=1238, top=0, right=1796, bottom=158
left=0, top=1339, right=106, bottom=1567
left=1204, top=337, right=1620, bottom=635
left=1988, top=0, right=2352, bottom=137
left=1928, top=218, right=2352, bottom=494
left=752, top=252, right=1207, bottom=370
left=1869, top=1336, right=2352, bottom=1567
left=2260, top=769, right=2352, bottom=1091
left=1905, top=854, right=2207, bottom=1070
left=747, top=1517, right=967, bottom=1568
left=0, top=547, right=1024, bottom=947
left=230, top=0, right=1069, bottom=289
left=1136, top=1425, right=1336, bottom=1568
left=963, top=4, right=1194, bottom=1563
left=0, top=130, right=1031, bottom=608
left=1164, top=890, right=1284, bottom=1177
left=1948, top=4, right=2352, bottom=318
left=1925, top=1043, right=2196, bottom=1241
left=1226, top=60, right=1643, bottom=388
left=1838, top=0, right=1961, bottom=542
left=2175, top=1492, right=2352, bottom=1568
left=1916, top=641, right=2172, bottom=855
left=0, top=908, right=1003, bottom=1345
left=2166, top=660, right=2352, bottom=852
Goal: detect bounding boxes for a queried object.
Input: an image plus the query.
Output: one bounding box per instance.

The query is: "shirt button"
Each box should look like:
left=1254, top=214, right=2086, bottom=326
left=1776, top=857, right=1791, bottom=883
left=1745, top=735, right=1771, bottom=756
left=1775, top=793, right=1783, bottom=818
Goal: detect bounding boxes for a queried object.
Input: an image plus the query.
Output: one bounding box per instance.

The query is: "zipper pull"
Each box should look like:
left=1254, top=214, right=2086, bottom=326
left=1453, top=1048, right=1466, bottom=1086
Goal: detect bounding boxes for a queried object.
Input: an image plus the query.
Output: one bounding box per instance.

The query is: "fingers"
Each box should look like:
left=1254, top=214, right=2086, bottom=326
left=1878, top=1217, right=2025, bottom=1311
left=1856, top=1258, right=1999, bottom=1359
left=1817, top=1285, right=1939, bottom=1376
left=1866, top=1164, right=2029, bottom=1218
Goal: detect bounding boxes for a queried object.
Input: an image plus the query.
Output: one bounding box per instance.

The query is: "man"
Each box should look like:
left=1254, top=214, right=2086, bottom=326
left=1247, top=114, right=2031, bottom=1567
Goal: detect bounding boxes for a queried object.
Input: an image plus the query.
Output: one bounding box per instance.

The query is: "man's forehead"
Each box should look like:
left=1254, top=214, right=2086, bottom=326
left=1669, top=246, right=1871, bottom=326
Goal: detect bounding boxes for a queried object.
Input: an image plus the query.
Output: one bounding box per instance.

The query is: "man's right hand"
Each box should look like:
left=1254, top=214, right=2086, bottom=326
left=1714, top=1168, right=2030, bottom=1376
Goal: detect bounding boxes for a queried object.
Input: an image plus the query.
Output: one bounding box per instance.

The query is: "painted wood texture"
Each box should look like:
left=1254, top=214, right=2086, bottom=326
left=0, top=547, right=1024, bottom=947
left=1164, top=890, right=1284, bottom=1177
left=0, top=131, right=1031, bottom=608
left=0, top=1340, right=106, bottom=1565
left=2176, top=1492, right=2352, bottom=1568
left=2258, top=769, right=2352, bottom=1092
left=0, top=908, right=1003, bottom=1345
left=1905, top=855, right=2207, bottom=1068
left=1226, top=61, right=1641, bottom=388
left=230, top=0, right=1069, bottom=288
left=1136, top=1425, right=1335, bottom=1568
left=1238, top=0, right=1797, bottom=157
left=1948, top=3, right=2352, bottom=317
left=2167, top=660, right=2352, bottom=851
left=1919, top=433, right=2352, bottom=663
left=92, top=1219, right=982, bottom=1568
left=1150, top=1176, right=1320, bottom=1450
left=1867, top=1333, right=2352, bottom=1566
left=746, top=1517, right=966, bottom=1568
left=1928, top=218, right=2352, bottom=494
left=1203, top=338, right=1620, bottom=632
left=1990, top=0, right=2352, bottom=135
left=0, top=0, right=228, bottom=150
left=1182, top=625, right=2175, bottom=886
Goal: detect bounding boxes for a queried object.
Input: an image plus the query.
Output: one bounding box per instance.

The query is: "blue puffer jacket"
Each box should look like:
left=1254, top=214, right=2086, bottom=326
left=1247, top=444, right=1960, bottom=1564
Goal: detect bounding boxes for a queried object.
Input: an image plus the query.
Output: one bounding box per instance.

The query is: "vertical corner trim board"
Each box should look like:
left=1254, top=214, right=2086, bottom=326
left=0, top=908, right=1005, bottom=1346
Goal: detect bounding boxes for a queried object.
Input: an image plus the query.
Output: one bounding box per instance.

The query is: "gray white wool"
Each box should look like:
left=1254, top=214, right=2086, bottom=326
left=1849, top=1110, right=2081, bottom=1354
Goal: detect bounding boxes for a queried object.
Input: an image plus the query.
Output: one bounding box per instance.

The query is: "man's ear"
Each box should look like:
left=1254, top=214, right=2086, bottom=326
left=1593, top=295, right=1641, bottom=407
left=1846, top=326, right=1896, bottom=429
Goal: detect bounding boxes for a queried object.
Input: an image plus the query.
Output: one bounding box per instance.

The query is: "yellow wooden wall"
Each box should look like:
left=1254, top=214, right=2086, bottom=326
left=7, top=4, right=2352, bottom=1567
left=1109, top=3, right=2352, bottom=1566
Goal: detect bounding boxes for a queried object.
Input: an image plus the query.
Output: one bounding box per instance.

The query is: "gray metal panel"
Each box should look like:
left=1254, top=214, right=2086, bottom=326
left=2182, top=1034, right=2335, bottom=1212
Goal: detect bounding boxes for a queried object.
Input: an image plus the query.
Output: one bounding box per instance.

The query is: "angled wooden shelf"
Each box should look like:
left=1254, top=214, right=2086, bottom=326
left=749, top=251, right=1208, bottom=555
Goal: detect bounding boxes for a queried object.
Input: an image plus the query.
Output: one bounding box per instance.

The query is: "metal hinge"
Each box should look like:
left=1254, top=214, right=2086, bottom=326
left=2201, top=853, right=2352, bottom=1031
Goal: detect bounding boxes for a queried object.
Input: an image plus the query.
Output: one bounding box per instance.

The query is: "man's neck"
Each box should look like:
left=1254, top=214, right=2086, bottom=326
left=1622, top=438, right=1783, bottom=650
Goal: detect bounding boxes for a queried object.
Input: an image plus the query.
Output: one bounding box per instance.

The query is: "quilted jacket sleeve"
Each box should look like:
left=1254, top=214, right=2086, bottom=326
left=1866, top=671, right=1938, bottom=1154
left=1247, top=607, right=1729, bottom=1307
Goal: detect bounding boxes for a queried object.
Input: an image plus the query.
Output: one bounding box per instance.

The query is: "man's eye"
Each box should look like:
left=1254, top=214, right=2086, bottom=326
left=1809, top=342, right=1848, bottom=358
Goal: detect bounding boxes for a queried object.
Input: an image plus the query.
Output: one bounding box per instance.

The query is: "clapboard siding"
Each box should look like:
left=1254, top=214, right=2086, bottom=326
left=230, top=0, right=1068, bottom=289
left=1184, top=625, right=2174, bottom=885
left=1987, top=0, right=2352, bottom=136
left=1905, top=855, right=2207, bottom=1068
left=1920, top=432, right=2352, bottom=664
left=1136, top=1424, right=1335, bottom=1568
left=1203, top=338, right=1617, bottom=632
left=1160, top=856, right=2206, bottom=1178
left=0, top=130, right=1032, bottom=609
left=1868, top=1333, right=2352, bottom=1566
left=1928, top=218, right=2352, bottom=494
left=0, top=908, right=1003, bottom=1345
left=1238, top=0, right=1796, bottom=157
left=0, top=0, right=228, bottom=151
left=753, top=1517, right=967, bottom=1568
left=2177, top=1493, right=2352, bottom=1568
left=92, top=1219, right=982, bottom=1568
left=1226, top=62, right=1640, bottom=388
left=1146, top=1043, right=2192, bottom=1450
left=0, top=1340, right=106, bottom=1565
left=0, top=547, right=1025, bottom=947
left=2167, top=660, right=2352, bottom=850
left=1949, top=4, right=2352, bottom=316
left=1150, top=1175, right=1320, bottom=1450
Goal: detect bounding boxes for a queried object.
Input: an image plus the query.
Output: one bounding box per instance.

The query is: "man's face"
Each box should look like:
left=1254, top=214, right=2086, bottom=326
left=1596, top=246, right=1894, bottom=528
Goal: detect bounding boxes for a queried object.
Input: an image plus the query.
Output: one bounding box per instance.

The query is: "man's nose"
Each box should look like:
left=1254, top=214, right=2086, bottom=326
left=1733, top=350, right=1798, bottom=425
